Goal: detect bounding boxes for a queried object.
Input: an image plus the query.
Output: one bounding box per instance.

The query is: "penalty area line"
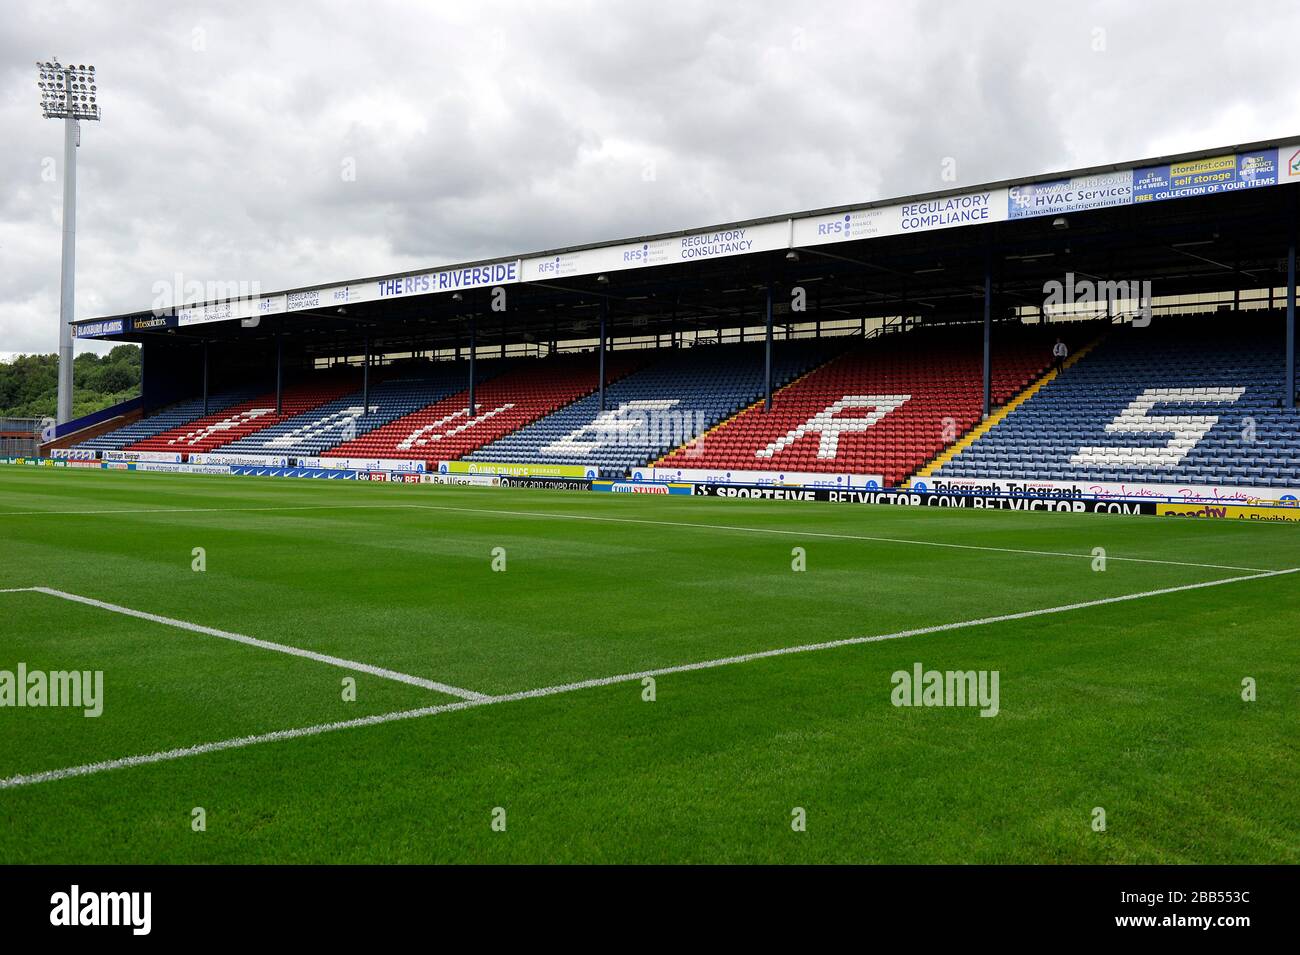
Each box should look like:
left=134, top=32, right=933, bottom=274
left=1, top=587, right=487, bottom=702
left=1, top=565, right=1293, bottom=791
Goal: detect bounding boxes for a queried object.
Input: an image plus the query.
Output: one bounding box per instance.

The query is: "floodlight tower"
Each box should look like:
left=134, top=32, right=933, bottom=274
left=36, top=59, right=100, bottom=424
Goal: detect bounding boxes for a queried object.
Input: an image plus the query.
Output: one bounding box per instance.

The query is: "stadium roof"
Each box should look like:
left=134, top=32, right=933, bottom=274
left=75, top=135, right=1300, bottom=353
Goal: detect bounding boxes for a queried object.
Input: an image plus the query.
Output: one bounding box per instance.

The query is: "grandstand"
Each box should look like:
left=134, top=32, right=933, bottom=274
left=124, top=372, right=359, bottom=455
left=215, top=363, right=476, bottom=458
left=43, top=135, right=1300, bottom=502
left=75, top=386, right=261, bottom=451
left=658, top=326, right=1060, bottom=487
left=465, top=340, right=838, bottom=474
left=931, top=314, right=1300, bottom=490
left=326, top=351, right=649, bottom=465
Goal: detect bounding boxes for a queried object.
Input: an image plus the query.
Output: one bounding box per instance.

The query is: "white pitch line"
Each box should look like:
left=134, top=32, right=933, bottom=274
left=405, top=502, right=1277, bottom=574
left=2, top=565, right=1292, bottom=790
left=5, top=587, right=487, bottom=702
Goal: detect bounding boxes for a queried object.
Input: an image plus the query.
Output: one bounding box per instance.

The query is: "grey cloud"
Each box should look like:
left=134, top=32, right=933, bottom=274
left=2, top=0, right=1298, bottom=356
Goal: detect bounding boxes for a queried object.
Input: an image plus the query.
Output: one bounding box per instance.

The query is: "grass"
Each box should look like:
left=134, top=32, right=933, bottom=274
left=0, top=465, right=1296, bottom=863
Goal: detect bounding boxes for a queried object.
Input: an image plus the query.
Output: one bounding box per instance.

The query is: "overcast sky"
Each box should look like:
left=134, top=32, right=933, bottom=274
left=2, top=0, right=1298, bottom=358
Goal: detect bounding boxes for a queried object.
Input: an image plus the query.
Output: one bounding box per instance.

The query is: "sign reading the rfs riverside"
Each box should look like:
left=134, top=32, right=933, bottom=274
left=177, top=262, right=523, bottom=328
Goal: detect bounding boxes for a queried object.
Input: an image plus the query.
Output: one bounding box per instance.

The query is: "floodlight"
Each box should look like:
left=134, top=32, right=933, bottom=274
left=35, top=59, right=102, bottom=424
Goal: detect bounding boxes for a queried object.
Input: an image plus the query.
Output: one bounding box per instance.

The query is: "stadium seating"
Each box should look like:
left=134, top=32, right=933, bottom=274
left=658, top=327, right=1056, bottom=487
left=216, top=362, right=484, bottom=457
left=935, top=314, right=1300, bottom=489
left=74, top=386, right=262, bottom=451
left=125, top=375, right=359, bottom=455
left=322, top=351, right=649, bottom=464
left=465, top=340, right=842, bottom=475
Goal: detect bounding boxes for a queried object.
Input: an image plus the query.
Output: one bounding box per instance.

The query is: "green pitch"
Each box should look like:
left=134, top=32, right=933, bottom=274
left=0, top=466, right=1296, bottom=863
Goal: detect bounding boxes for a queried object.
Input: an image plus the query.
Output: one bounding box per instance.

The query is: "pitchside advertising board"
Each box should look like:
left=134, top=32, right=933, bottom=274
left=632, top=466, right=885, bottom=488
left=591, top=480, right=694, bottom=495
left=1, top=457, right=68, bottom=467
left=5, top=456, right=1299, bottom=519
left=299, top=456, right=426, bottom=473
left=420, top=473, right=502, bottom=487
left=911, top=475, right=1300, bottom=507
left=439, top=460, right=598, bottom=479
left=499, top=475, right=594, bottom=490
left=132, top=462, right=229, bottom=474
left=102, top=450, right=182, bottom=464
left=693, top=483, right=1157, bottom=514
left=188, top=452, right=291, bottom=467
left=1156, top=502, right=1300, bottom=522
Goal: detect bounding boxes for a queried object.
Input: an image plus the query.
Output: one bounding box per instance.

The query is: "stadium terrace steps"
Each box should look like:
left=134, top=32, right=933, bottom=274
left=215, top=361, right=494, bottom=457
left=73, top=386, right=263, bottom=451
left=656, top=327, right=1058, bottom=487
left=909, top=333, right=1105, bottom=483
left=933, top=313, right=1300, bottom=489
left=322, top=351, right=651, bottom=464
left=124, top=376, right=361, bottom=455
left=464, top=340, right=843, bottom=475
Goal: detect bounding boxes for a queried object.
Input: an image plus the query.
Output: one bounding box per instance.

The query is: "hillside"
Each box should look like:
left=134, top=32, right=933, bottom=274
left=0, top=346, right=141, bottom=420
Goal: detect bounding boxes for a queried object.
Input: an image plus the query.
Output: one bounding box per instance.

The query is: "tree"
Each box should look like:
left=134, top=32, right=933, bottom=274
left=0, top=347, right=141, bottom=419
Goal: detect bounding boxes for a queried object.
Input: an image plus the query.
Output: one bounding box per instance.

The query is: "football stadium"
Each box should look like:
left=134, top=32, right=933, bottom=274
left=2, top=7, right=1298, bottom=928
left=3, top=135, right=1297, bottom=879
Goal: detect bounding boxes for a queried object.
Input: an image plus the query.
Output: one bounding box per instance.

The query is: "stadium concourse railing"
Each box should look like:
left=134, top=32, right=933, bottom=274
left=0, top=417, right=41, bottom=457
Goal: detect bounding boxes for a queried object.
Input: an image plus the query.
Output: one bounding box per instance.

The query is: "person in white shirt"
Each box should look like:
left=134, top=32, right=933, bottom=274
left=1052, top=337, right=1068, bottom=373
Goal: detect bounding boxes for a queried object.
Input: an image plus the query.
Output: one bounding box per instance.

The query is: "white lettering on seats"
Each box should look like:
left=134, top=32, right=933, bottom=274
left=395, top=404, right=514, bottom=450
left=265, top=407, right=364, bottom=448
left=540, top=399, right=679, bottom=457
left=167, top=408, right=272, bottom=446
left=756, top=395, right=911, bottom=459
left=1069, top=387, right=1246, bottom=470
